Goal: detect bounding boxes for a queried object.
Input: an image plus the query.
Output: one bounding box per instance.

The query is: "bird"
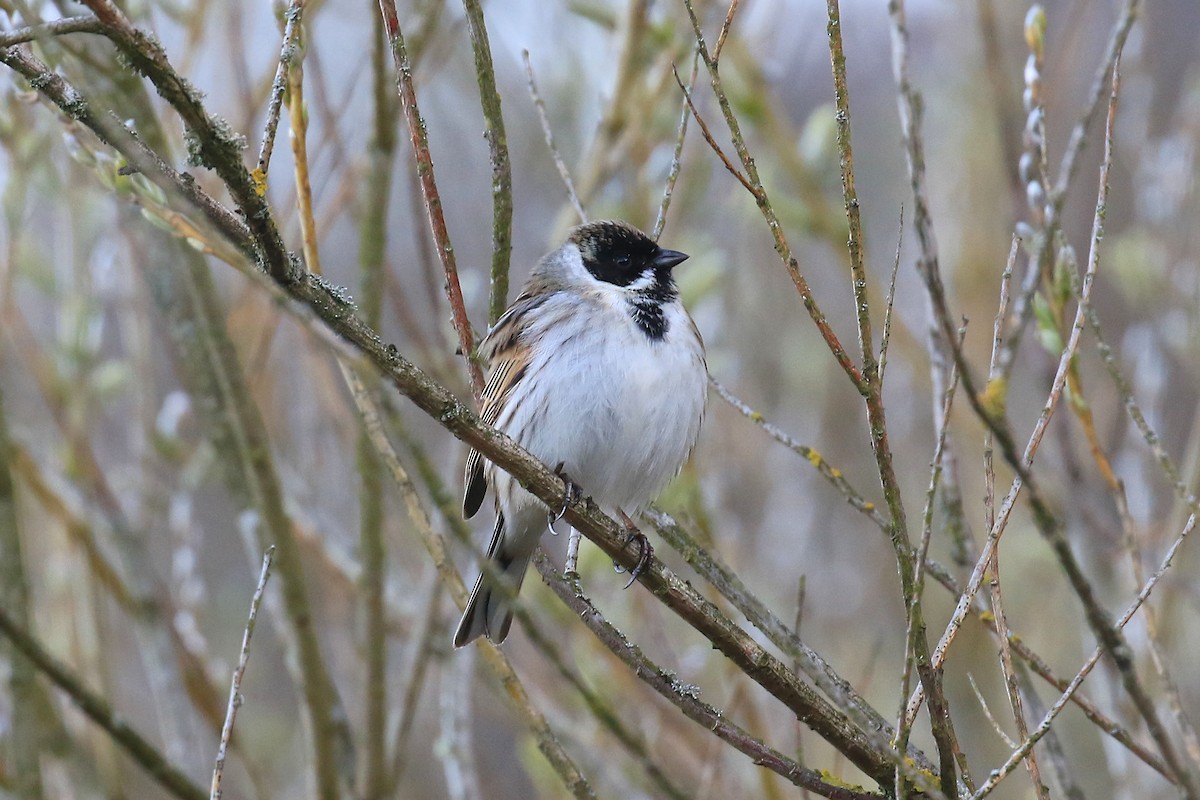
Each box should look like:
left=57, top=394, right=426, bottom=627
left=453, top=220, right=708, bottom=647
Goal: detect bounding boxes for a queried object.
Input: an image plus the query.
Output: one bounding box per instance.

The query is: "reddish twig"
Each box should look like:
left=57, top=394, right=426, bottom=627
left=670, top=66, right=754, bottom=194
left=375, top=0, right=485, bottom=400
left=677, top=0, right=865, bottom=393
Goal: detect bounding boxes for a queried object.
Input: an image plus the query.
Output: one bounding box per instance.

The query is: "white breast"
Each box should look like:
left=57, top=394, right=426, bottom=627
left=491, top=290, right=707, bottom=515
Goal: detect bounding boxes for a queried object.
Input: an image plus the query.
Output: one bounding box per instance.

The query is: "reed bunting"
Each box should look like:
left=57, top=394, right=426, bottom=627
left=453, top=220, right=707, bottom=646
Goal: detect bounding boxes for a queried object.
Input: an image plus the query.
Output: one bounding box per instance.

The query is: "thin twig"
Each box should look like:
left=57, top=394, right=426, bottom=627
left=678, top=0, right=867, bottom=392
left=967, top=674, right=1015, bottom=748
left=462, top=0, right=513, bottom=324
left=987, top=237, right=1018, bottom=389
left=1048, top=0, right=1141, bottom=206
left=670, top=65, right=755, bottom=194
left=0, top=604, right=207, bottom=800
left=533, top=553, right=884, bottom=800
left=793, top=573, right=810, bottom=792
left=284, top=5, right=322, bottom=275
left=971, top=513, right=1197, bottom=798
left=897, top=326, right=969, bottom=800
left=712, top=0, right=742, bottom=61
left=984, top=548, right=1045, bottom=800
left=878, top=205, right=904, bottom=388
left=0, top=15, right=107, bottom=46
left=985, top=247, right=1042, bottom=800
left=1083, top=293, right=1199, bottom=514
left=709, top=376, right=888, bottom=529
left=1012, top=663, right=1086, bottom=800
left=827, top=1, right=875, bottom=374
left=896, top=325, right=967, bottom=800
left=887, top=0, right=974, bottom=584
left=654, top=52, right=700, bottom=240
left=211, top=547, right=276, bottom=800
left=523, top=49, right=587, bottom=223
left=358, top=6, right=395, bottom=795
left=376, top=0, right=485, bottom=399
left=343, top=366, right=598, bottom=799
left=256, top=0, right=306, bottom=188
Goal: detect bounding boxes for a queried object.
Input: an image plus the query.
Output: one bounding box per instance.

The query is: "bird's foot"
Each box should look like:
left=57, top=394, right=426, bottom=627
left=548, top=462, right=582, bottom=534
left=613, top=509, right=652, bottom=589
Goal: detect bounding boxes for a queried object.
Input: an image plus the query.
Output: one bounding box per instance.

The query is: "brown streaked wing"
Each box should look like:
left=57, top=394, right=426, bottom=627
left=462, top=334, right=534, bottom=518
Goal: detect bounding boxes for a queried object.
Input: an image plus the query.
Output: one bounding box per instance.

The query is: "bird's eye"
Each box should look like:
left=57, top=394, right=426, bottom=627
left=616, top=254, right=631, bottom=266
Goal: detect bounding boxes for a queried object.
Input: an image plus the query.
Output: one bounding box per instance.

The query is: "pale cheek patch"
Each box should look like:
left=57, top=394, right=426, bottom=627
left=626, top=270, right=657, bottom=292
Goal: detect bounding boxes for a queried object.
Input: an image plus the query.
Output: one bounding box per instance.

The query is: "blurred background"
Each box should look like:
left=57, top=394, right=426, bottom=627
left=1, top=0, right=1198, bottom=798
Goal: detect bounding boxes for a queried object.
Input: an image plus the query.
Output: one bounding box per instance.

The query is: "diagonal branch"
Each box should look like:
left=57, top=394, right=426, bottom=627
left=344, top=367, right=597, bottom=799
left=0, top=605, right=207, bottom=800
left=2, top=23, right=939, bottom=794
left=971, top=512, right=1197, bottom=798
left=532, top=553, right=884, bottom=800
left=677, top=0, right=866, bottom=393
left=76, top=0, right=298, bottom=284
left=255, top=0, right=306, bottom=184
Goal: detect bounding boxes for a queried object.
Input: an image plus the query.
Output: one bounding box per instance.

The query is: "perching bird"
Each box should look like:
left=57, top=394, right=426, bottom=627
left=453, top=220, right=707, bottom=647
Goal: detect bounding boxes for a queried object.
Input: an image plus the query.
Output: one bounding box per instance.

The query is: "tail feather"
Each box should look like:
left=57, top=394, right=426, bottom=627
left=453, top=511, right=538, bottom=647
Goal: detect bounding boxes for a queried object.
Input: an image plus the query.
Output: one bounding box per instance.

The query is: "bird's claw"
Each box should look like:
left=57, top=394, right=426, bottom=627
left=548, top=463, right=581, bottom=534
left=613, top=516, right=652, bottom=589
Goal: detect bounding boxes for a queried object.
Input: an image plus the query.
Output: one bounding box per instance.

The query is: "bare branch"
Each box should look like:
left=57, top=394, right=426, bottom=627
left=533, top=553, right=885, bottom=800
left=211, top=547, right=276, bottom=800
left=678, top=0, right=867, bottom=392
left=877, top=206, right=904, bottom=388
left=462, top=0, right=513, bottom=324
left=0, top=605, right=207, bottom=800
left=255, top=0, right=307, bottom=187
left=342, top=365, right=598, bottom=799
left=523, top=49, right=587, bottom=223
left=653, top=53, right=699, bottom=240
left=971, top=512, right=1197, bottom=798
left=375, top=0, right=485, bottom=399
left=0, top=15, right=106, bottom=46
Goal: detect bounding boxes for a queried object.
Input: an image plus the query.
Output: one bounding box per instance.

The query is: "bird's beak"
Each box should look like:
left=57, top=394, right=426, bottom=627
left=652, top=248, right=689, bottom=270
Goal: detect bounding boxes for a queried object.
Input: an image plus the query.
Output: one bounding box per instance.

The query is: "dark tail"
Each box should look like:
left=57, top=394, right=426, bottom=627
left=453, top=512, right=538, bottom=647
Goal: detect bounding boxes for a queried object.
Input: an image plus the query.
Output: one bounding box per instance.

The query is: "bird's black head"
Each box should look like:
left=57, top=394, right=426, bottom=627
left=569, top=220, right=689, bottom=287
